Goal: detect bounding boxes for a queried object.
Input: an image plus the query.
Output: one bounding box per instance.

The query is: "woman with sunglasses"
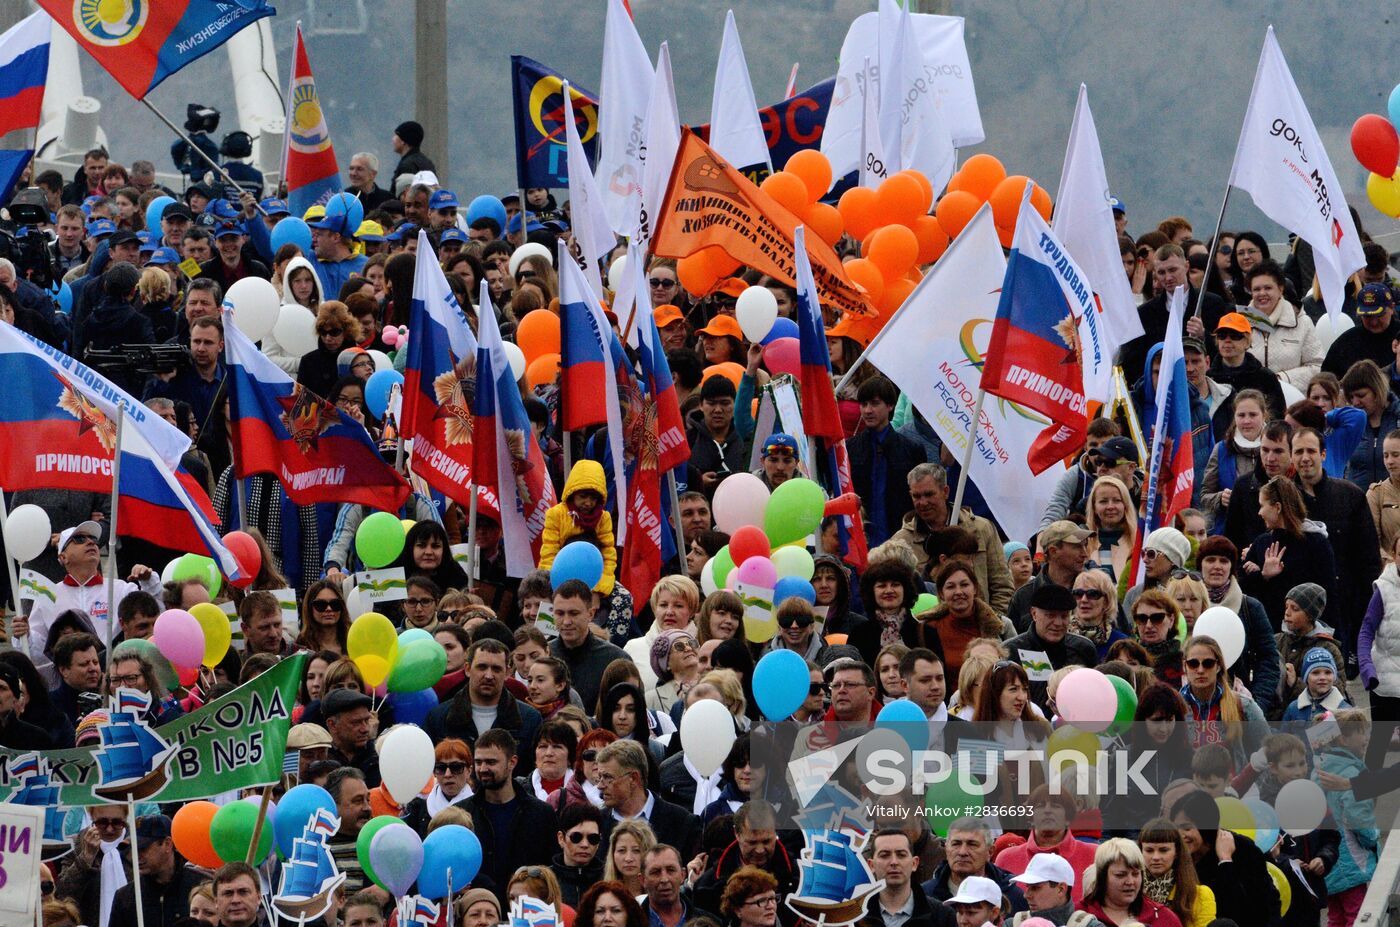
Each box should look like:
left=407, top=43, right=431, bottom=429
left=1201, top=389, right=1269, bottom=532
left=1086, top=475, right=1136, bottom=583
left=297, top=300, right=362, bottom=398
left=766, top=598, right=828, bottom=663
left=1072, top=568, right=1127, bottom=661
left=297, top=580, right=349, bottom=656
left=1131, top=589, right=1185, bottom=687
left=404, top=737, right=473, bottom=836
left=721, top=866, right=781, bottom=927
left=647, top=629, right=701, bottom=712
left=1180, top=635, right=1268, bottom=768
left=549, top=729, right=616, bottom=812
left=1193, top=535, right=1280, bottom=707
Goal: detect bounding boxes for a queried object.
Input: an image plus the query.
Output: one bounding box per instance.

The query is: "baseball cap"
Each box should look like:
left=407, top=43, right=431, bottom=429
left=506, top=211, right=545, bottom=236
left=357, top=220, right=387, bottom=242
left=1011, top=853, right=1075, bottom=887
left=697, top=315, right=744, bottom=340
left=86, top=218, right=116, bottom=238
left=1215, top=312, right=1252, bottom=335
left=763, top=433, right=799, bottom=457
left=440, top=227, right=468, bottom=244
left=260, top=197, right=290, bottom=216
left=713, top=277, right=748, bottom=299
left=81, top=195, right=103, bottom=217
left=1093, top=435, right=1139, bottom=466
left=1182, top=336, right=1207, bottom=355
left=161, top=203, right=194, bottom=223
left=322, top=687, right=372, bottom=718
left=134, top=814, right=172, bottom=850
left=1030, top=583, right=1076, bottom=612
left=1109, top=196, right=1125, bottom=215
left=386, top=222, right=418, bottom=243
left=1357, top=282, right=1396, bottom=316
left=1039, top=520, right=1092, bottom=548
left=501, top=192, right=521, bottom=205
left=429, top=190, right=460, bottom=211
left=653, top=304, right=684, bottom=328
left=214, top=222, right=244, bottom=239
left=146, top=247, right=180, bottom=266
left=108, top=229, right=140, bottom=248
left=947, top=876, right=1003, bottom=908
left=58, top=520, right=102, bottom=551
left=286, top=723, right=333, bottom=750
left=206, top=198, right=239, bottom=220
left=826, top=313, right=880, bottom=349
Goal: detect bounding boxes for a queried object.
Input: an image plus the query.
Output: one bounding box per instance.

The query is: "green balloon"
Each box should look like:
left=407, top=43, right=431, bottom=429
left=113, top=638, right=179, bottom=692
left=387, top=638, right=449, bottom=693
left=357, top=815, right=401, bottom=887
left=712, top=546, right=736, bottom=588
left=924, top=772, right=984, bottom=837
left=173, top=553, right=222, bottom=599
left=764, top=478, right=827, bottom=547
left=1106, top=674, right=1138, bottom=738
left=356, top=512, right=407, bottom=569
left=913, top=593, right=939, bottom=616
left=210, top=800, right=274, bottom=865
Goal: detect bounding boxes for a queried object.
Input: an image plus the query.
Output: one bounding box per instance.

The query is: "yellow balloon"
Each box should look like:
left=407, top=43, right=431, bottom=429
left=1367, top=171, right=1400, bottom=218
left=347, top=612, right=399, bottom=666
left=1266, top=862, right=1291, bottom=916
left=1047, top=725, right=1100, bottom=763
left=354, top=654, right=391, bottom=688
left=744, top=614, right=778, bottom=644
left=1215, top=795, right=1255, bottom=838
left=401, top=519, right=417, bottom=534
left=189, top=602, right=232, bottom=668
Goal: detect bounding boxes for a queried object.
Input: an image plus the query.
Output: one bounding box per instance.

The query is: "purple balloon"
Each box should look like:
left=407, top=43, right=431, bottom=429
left=369, top=823, right=424, bottom=897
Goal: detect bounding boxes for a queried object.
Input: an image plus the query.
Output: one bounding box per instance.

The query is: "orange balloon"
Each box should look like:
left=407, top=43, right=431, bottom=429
left=678, top=246, right=740, bottom=297
left=806, top=202, right=844, bottom=245
left=843, top=258, right=886, bottom=306
left=867, top=225, right=920, bottom=281
left=897, top=170, right=934, bottom=214
left=945, top=169, right=967, bottom=194
left=516, top=309, right=560, bottom=364
left=876, top=173, right=926, bottom=227
left=959, top=153, right=1007, bottom=201
left=760, top=171, right=810, bottom=216
left=912, top=215, right=949, bottom=264
left=1030, top=183, right=1053, bottom=222
left=881, top=277, right=918, bottom=317
left=996, top=224, right=1015, bottom=249
left=990, top=175, right=1032, bottom=230
left=838, top=187, right=881, bottom=240
left=526, top=352, right=561, bottom=388
left=172, top=801, right=222, bottom=869
left=703, top=362, right=746, bottom=389
left=905, top=266, right=924, bottom=284
left=785, top=149, right=834, bottom=203
left=935, top=190, right=982, bottom=239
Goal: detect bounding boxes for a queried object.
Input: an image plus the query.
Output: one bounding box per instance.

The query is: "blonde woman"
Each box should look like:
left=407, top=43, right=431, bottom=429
left=1086, top=475, right=1136, bottom=582
left=950, top=653, right=995, bottom=719
left=623, top=575, right=700, bottom=691
left=603, top=819, right=656, bottom=898
left=1072, top=568, right=1126, bottom=661
left=1165, top=575, right=1209, bottom=638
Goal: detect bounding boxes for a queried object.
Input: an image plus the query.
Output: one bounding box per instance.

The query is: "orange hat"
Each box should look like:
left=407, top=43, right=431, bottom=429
left=702, top=362, right=746, bottom=389
left=1215, top=312, right=1252, bottom=335
left=826, top=313, right=881, bottom=349
left=653, top=304, right=684, bottom=328
left=713, top=277, right=748, bottom=298
left=698, top=314, right=744, bottom=340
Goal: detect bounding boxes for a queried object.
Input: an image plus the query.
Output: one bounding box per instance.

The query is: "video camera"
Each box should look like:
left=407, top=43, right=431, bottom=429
left=83, top=343, right=191, bottom=379
left=0, top=195, right=57, bottom=290
left=173, top=103, right=222, bottom=183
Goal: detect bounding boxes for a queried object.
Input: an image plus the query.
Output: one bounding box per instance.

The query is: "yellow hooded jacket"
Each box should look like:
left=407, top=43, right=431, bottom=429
left=538, top=459, right=616, bottom=595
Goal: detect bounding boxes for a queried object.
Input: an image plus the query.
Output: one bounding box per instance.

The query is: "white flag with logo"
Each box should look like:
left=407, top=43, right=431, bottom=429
left=709, top=10, right=771, bottom=175
left=637, top=41, right=680, bottom=250
left=860, top=57, right=888, bottom=189
left=562, top=82, right=615, bottom=301
left=1229, top=26, right=1364, bottom=321
left=877, top=0, right=955, bottom=191
left=1053, top=84, right=1143, bottom=357
left=864, top=208, right=1058, bottom=543
left=595, top=0, right=653, bottom=235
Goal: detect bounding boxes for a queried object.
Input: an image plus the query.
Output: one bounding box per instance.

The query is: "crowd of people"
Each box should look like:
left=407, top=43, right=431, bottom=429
left=0, top=104, right=1397, bottom=927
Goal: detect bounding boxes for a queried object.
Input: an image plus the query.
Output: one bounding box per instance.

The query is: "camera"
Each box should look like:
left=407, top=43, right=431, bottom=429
left=0, top=192, right=57, bottom=290
left=184, top=104, right=220, bottom=136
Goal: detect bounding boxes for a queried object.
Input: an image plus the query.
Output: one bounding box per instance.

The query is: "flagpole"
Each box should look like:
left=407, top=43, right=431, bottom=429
left=245, top=784, right=274, bottom=864
left=0, top=491, right=23, bottom=649
left=105, top=402, right=126, bottom=658
left=563, top=429, right=573, bottom=477
left=223, top=337, right=248, bottom=527
left=464, top=490, right=479, bottom=591
left=140, top=100, right=270, bottom=218
left=127, top=797, right=147, bottom=927
left=1193, top=186, right=1234, bottom=319
left=949, top=389, right=986, bottom=527
left=666, top=470, right=686, bottom=566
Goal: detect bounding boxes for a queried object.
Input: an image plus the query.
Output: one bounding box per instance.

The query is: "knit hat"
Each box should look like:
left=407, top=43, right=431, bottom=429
left=1144, top=527, right=1191, bottom=569
left=1286, top=583, right=1327, bottom=625
left=460, top=889, right=500, bottom=921
left=650, top=629, right=696, bottom=683
left=1003, top=541, right=1029, bottom=561
left=75, top=710, right=109, bottom=746
left=394, top=120, right=425, bottom=149
left=1301, top=647, right=1337, bottom=679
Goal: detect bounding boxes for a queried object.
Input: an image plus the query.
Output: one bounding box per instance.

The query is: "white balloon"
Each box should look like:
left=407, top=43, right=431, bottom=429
left=225, top=277, right=281, bottom=341
left=1313, top=313, right=1353, bottom=353
left=607, top=254, right=628, bottom=292
left=1276, top=778, right=1327, bottom=836
left=508, top=242, right=552, bottom=277
left=712, top=473, right=770, bottom=534
left=160, top=557, right=179, bottom=585
left=680, top=698, right=737, bottom=777
left=380, top=726, right=436, bottom=804
left=345, top=585, right=365, bottom=619
left=735, top=287, right=779, bottom=342
left=272, top=305, right=318, bottom=356
left=368, top=349, right=394, bottom=372
left=2, top=504, right=51, bottom=562
left=502, top=341, right=526, bottom=382
left=1279, top=380, right=1304, bottom=407
left=1193, top=606, right=1246, bottom=667
left=700, top=557, right=720, bottom=596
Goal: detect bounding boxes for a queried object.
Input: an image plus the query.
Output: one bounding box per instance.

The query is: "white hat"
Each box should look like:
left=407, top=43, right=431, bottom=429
left=1011, top=853, right=1075, bottom=887
left=58, top=521, right=101, bottom=552
left=947, top=876, right=1003, bottom=908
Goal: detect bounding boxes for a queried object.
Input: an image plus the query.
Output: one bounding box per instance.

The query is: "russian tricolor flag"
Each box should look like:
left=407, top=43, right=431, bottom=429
left=115, top=687, right=151, bottom=714
left=794, top=226, right=845, bottom=443
left=0, top=13, right=49, bottom=204
left=283, top=24, right=341, bottom=218
left=10, top=754, right=40, bottom=778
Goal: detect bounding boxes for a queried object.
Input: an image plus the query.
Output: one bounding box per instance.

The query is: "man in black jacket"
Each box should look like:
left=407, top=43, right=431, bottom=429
left=599, top=739, right=701, bottom=861
left=196, top=223, right=270, bottom=291
left=466, top=729, right=558, bottom=903
left=685, top=374, right=747, bottom=499
left=551, top=803, right=606, bottom=906
left=425, top=638, right=542, bottom=774
left=921, top=819, right=1027, bottom=912
left=1171, top=789, right=1280, bottom=927
left=864, top=830, right=956, bottom=927
left=1006, top=585, right=1097, bottom=713
left=1323, top=282, right=1400, bottom=377
left=848, top=375, right=929, bottom=546
left=0, top=663, right=49, bottom=749
left=1120, top=244, right=1228, bottom=383
left=391, top=121, right=436, bottom=188
left=1208, top=313, right=1286, bottom=417
left=109, top=814, right=205, bottom=927
left=693, top=800, right=796, bottom=916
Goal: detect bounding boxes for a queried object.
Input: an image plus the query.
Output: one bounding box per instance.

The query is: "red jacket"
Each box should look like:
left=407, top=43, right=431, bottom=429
left=994, top=831, right=1098, bottom=903
left=1079, top=897, right=1183, bottom=927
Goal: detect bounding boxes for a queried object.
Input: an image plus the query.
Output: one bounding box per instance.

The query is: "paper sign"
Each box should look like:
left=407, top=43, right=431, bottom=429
left=0, top=803, right=44, bottom=920
left=450, top=544, right=481, bottom=580
left=1017, top=649, right=1053, bottom=682
left=533, top=599, right=558, bottom=639
left=353, top=567, right=407, bottom=603
left=1305, top=713, right=1341, bottom=748
left=16, top=568, right=54, bottom=606
left=267, top=587, right=300, bottom=638
left=179, top=257, right=202, bottom=279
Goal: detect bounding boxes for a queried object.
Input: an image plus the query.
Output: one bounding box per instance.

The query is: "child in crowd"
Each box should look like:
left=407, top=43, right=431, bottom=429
left=1281, top=648, right=1350, bottom=726
left=538, top=460, right=616, bottom=594
left=1190, top=743, right=1232, bottom=797
left=1318, top=710, right=1378, bottom=927
left=1276, top=582, right=1345, bottom=710
left=1258, top=734, right=1336, bottom=927
left=1005, top=541, right=1033, bottom=590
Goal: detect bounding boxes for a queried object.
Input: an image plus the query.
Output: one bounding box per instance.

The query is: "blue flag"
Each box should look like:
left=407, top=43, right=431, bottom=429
left=511, top=55, right=599, bottom=189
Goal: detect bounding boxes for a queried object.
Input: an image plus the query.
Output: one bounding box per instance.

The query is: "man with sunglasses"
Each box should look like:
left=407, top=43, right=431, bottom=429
left=1208, top=313, right=1285, bottom=418
left=756, top=432, right=802, bottom=489
left=552, top=804, right=606, bottom=906
left=1006, top=584, right=1095, bottom=713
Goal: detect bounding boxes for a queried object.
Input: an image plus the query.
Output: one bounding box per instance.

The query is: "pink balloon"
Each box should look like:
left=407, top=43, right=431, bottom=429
left=152, top=609, right=205, bottom=669
left=726, top=567, right=743, bottom=591
left=381, top=325, right=399, bottom=347
left=763, top=337, right=801, bottom=378
left=1054, top=668, right=1116, bottom=734
left=735, top=556, right=778, bottom=590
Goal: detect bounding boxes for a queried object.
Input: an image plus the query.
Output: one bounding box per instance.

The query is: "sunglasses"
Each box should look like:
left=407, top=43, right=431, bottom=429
left=434, top=762, right=468, bottom=775
left=809, top=683, right=828, bottom=696
left=670, top=639, right=695, bottom=653
left=41, top=881, right=54, bottom=894
left=93, top=818, right=126, bottom=830
left=778, top=614, right=814, bottom=629
left=516, top=270, right=537, bottom=281
left=439, top=609, right=465, bottom=622
left=649, top=277, right=676, bottom=288
left=1072, top=588, right=1105, bottom=600
left=581, top=749, right=599, bottom=762
left=311, top=599, right=343, bottom=612
left=1185, top=657, right=1219, bottom=670
left=1218, top=244, right=1233, bottom=256
left=1134, top=612, right=1171, bottom=625
left=567, top=831, right=602, bottom=845
left=1137, top=248, right=1151, bottom=258
left=1215, top=329, right=1248, bottom=341
left=1171, top=568, right=1203, bottom=581
left=319, top=327, right=343, bottom=337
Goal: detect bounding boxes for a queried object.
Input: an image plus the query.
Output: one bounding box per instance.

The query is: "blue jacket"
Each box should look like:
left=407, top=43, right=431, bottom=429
left=1317, top=747, right=1378, bottom=893
left=1324, top=405, right=1367, bottom=478
left=1346, top=393, right=1400, bottom=489
left=1132, top=342, right=1213, bottom=506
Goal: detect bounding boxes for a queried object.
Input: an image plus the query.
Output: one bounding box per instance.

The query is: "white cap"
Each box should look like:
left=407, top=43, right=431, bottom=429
left=58, top=521, right=101, bottom=552
left=947, top=876, right=1002, bottom=908
left=1011, top=853, right=1075, bottom=887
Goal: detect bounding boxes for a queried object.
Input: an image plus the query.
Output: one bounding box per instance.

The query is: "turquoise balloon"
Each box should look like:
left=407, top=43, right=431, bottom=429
left=145, top=195, right=175, bottom=233
left=1389, top=84, right=1400, bottom=135
left=270, top=216, right=312, bottom=257
left=419, top=825, right=481, bottom=899
left=753, top=649, right=809, bottom=721
left=550, top=541, right=603, bottom=590
left=764, top=478, right=827, bottom=546
left=1244, top=798, right=1281, bottom=852
left=398, top=628, right=433, bottom=646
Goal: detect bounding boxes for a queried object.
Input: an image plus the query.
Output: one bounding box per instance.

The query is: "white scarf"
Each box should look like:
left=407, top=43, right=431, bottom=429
left=583, top=780, right=604, bottom=807
left=685, top=756, right=723, bottom=815
left=532, top=768, right=575, bottom=801
left=424, top=782, right=473, bottom=818
left=99, top=837, right=128, bottom=927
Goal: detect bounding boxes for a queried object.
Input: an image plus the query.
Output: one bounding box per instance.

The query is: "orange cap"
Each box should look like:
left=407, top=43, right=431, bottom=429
left=653, top=304, right=684, bottom=328
left=826, top=313, right=882, bottom=349
left=698, top=314, right=744, bottom=340
left=1215, top=312, right=1252, bottom=335
left=713, top=277, right=748, bottom=298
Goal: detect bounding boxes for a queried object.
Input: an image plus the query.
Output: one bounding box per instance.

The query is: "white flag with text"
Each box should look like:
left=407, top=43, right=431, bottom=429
left=709, top=10, right=771, bottom=175
left=595, top=0, right=652, bottom=235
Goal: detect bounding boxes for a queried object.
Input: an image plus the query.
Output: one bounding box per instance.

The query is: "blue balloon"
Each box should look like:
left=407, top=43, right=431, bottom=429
left=467, top=195, right=507, bottom=234
left=270, top=216, right=313, bottom=257
left=387, top=687, right=438, bottom=726
left=418, top=825, right=482, bottom=899
left=550, top=541, right=604, bottom=591
left=1243, top=798, right=1280, bottom=852
left=1389, top=84, right=1400, bottom=135
left=273, top=784, right=336, bottom=859
left=364, top=369, right=404, bottom=418
left=55, top=281, right=72, bottom=315
left=144, top=196, right=176, bottom=234
left=321, top=192, right=365, bottom=237
left=773, top=576, right=816, bottom=605
left=753, top=649, right=810, bottom=721
left=369, top=823, right=424, bottom=896
left=761, top=317, right=800, bottom=345
left=876, top=699, right=929, bottom=751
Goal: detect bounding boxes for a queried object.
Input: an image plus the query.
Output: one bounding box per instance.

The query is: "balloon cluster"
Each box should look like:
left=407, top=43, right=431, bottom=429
left=838, top=170, right=945, bottom=319
left=735, top=291, right=803, bottom=379
left=1352, top=92, right=1400, bottom=216
left=517, top=309, right=562, bottom=389
left=934, top=154, right=1053, bottom=249
left=347, top=615, right=448, bottom=697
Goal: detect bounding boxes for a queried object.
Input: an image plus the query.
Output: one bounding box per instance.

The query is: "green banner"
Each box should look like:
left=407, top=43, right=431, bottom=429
left=0, top=654, right=306, bottom=807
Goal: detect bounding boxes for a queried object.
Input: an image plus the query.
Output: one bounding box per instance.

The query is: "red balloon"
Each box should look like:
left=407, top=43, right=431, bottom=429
left=729, top=525, right=771, bottom=567
left=222, top=530, right=261, bottom=588
left=763, top=337, right=801, bottom=378
left=1352, top=114, right=1400, bottom=178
